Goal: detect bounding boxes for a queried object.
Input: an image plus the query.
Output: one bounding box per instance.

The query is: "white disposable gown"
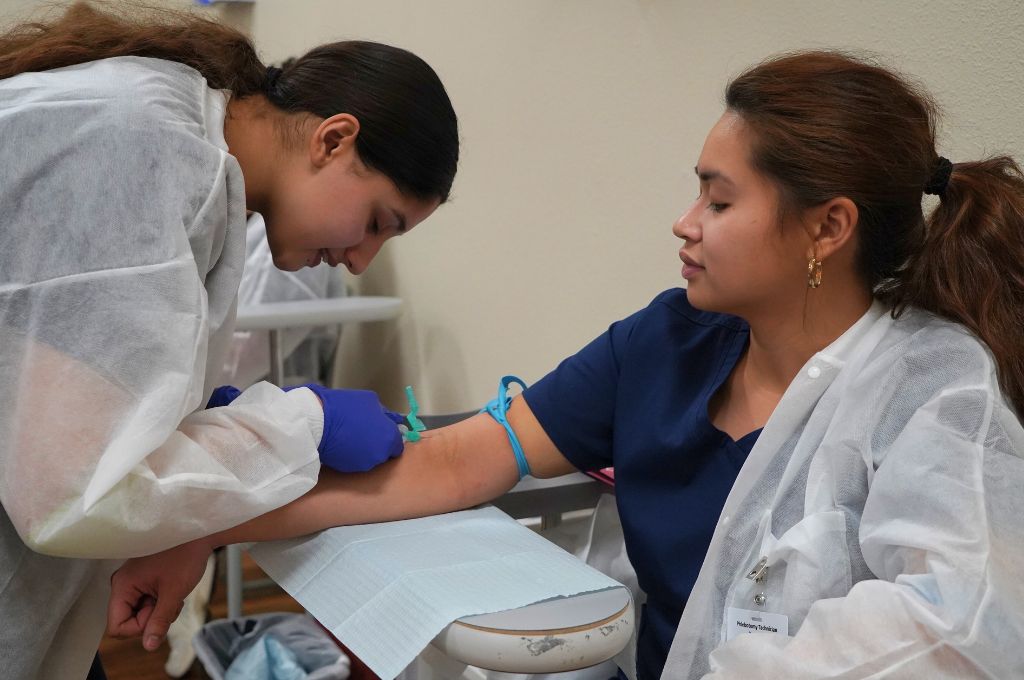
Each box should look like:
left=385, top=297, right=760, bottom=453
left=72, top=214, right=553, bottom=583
left=661, top=302, right=1024, bottom=678
left=0, top=57, right=324, bottom=678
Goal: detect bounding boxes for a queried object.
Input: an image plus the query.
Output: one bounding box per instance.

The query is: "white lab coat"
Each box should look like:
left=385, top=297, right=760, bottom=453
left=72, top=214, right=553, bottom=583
left=161, top=214, right=346, bottom=676
left=661, top=301, right=1024, bottom=678
left=0, top=57, right=324, bottom=678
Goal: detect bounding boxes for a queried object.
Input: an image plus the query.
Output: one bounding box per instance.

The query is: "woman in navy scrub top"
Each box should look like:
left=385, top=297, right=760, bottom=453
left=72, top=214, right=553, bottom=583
left=522, top=290, right=757, bottom=678
left=109, top=50, right=1024, bottom=680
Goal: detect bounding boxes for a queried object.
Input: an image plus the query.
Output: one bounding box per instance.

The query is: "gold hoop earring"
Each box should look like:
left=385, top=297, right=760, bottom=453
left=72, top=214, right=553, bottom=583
left=807, top=257, right=823, bottom=288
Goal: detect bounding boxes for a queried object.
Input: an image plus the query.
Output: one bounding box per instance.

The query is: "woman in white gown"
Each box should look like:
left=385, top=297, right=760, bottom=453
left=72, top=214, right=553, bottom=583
left=0, top=2, right=458, bottom=677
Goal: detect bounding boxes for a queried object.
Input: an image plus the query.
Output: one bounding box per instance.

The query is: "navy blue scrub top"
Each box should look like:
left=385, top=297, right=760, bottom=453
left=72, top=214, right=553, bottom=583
left=523, top=288, right=760, bottom=680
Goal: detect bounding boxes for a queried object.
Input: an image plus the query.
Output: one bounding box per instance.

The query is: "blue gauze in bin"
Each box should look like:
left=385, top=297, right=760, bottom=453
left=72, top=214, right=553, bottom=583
left=225, top=635, right=307, bottom=680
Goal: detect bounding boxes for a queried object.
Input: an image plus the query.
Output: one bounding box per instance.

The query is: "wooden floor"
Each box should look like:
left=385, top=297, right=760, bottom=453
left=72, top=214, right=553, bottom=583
left=98, top=550, right=379, bottom=679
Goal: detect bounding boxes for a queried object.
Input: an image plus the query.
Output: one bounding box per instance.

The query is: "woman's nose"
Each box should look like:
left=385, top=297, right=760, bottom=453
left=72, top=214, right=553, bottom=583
left=672, top=200, right=701, bottom=241
left=344, top=235, right=386, bottom=275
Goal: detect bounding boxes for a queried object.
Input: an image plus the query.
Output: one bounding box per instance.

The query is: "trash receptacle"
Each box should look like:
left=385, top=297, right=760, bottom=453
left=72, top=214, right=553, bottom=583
left=193, top=611, right=350, bottom=680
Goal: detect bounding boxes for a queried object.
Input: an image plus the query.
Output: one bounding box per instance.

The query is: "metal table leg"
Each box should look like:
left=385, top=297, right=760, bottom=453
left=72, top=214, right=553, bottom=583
left=226, top=329, right=285, bottom=619
left=226, top=543, right=243, bottom=619
left=268, top=328, right=284, bottom=386
left=540, top=514, right=562, bottom=530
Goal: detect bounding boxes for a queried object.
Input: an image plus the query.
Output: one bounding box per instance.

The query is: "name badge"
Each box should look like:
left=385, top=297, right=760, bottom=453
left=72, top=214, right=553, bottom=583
left=726, top=607, right=789, bottom=641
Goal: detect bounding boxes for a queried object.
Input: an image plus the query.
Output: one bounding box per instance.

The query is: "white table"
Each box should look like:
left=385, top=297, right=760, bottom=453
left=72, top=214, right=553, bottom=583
left=236, top=296, right=402, bottom=385
left=424, top=475, right=626, bottom=673
left=493, top=472, right=608, bottom=528
left=226, top=296, right=402, bottom=619
left=433, top=587, right=633, bottom=673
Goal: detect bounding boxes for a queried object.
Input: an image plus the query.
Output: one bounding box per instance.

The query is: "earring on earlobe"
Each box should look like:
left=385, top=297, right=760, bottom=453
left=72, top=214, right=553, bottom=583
left=807, top=256, right=823, bottom=288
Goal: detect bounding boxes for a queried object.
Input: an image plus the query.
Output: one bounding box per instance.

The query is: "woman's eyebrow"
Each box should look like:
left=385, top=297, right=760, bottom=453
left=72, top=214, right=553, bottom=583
left=694, top=166, right=735, bottom=187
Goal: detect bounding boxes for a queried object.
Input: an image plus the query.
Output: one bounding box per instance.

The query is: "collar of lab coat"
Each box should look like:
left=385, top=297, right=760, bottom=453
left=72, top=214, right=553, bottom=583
left=816, top=299, right=888, bottom=366
left=725, top=298, right=889, bottom=514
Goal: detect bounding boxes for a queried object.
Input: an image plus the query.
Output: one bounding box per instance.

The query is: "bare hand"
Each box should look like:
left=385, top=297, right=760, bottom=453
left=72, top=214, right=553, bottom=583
left=106, top=538, right=214, bottom=651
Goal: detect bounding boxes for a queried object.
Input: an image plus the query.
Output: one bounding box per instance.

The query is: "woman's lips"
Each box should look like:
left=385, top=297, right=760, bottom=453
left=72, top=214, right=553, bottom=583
left=680, top=252, right=704, bottom=279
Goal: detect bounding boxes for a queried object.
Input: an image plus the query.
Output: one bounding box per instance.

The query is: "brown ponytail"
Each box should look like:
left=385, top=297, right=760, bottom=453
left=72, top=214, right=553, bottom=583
left=893, top=158, right=1024, bottom=414
left=726, top=51, right=1024, bottom=416
left=0, top=1, right=267, bottom=95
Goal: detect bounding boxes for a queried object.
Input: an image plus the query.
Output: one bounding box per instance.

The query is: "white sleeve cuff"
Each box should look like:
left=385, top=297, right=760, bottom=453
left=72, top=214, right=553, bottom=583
left=285, top=386, right=324, bottom=447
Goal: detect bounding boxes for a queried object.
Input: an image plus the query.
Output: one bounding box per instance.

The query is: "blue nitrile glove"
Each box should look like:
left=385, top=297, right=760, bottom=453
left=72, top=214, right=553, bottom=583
left=287, top=383, right=406, bottom=473
left=206, top=385, right=242, bottom=408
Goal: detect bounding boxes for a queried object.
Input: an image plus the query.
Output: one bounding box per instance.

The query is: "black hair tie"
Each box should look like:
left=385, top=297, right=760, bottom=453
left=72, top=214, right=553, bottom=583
left=924, top=156, right=953, bottom=197
left=264, top=65, right=283, bottom=94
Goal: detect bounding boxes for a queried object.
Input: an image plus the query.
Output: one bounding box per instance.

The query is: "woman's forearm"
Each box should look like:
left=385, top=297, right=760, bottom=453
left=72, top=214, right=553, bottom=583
left=202, top=412, right=522, bottom=548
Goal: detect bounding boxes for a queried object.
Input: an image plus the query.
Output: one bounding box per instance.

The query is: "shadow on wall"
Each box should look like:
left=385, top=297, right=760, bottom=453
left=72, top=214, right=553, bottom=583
left=331, top=248, right=472, bottom=414
left=417, top=323, right=473, bottom=414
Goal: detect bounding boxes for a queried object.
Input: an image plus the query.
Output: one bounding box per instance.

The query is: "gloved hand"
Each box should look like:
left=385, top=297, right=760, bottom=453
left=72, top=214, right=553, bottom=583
left=206, top=385, right=241, bottom=409
left=206, top=383, right=405, bottom=473
left=289, top=383, right=406, bottom=473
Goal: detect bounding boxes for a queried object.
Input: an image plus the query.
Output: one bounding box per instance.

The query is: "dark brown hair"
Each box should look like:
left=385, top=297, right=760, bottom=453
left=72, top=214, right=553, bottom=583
left=0, top=1, right=459, bottom=202
left=726, top=50, right=1024, bottom=416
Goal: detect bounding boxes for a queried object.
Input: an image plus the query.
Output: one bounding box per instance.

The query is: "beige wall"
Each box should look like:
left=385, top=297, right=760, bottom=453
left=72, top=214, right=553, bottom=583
left=4, top=1, right=1023, bottom=413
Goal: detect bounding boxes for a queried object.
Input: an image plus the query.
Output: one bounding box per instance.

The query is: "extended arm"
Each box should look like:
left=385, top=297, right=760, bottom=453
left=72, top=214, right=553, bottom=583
left=202, top=396, right=576, bottom=546
left=107, top=396, right=577, bottom=647
left=3, top=319, right=323, bottom=559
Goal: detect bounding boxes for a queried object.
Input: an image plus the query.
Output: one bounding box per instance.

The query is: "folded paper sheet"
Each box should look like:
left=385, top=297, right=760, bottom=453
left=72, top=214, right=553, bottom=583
left=249, top=506, right=625, bottom=679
